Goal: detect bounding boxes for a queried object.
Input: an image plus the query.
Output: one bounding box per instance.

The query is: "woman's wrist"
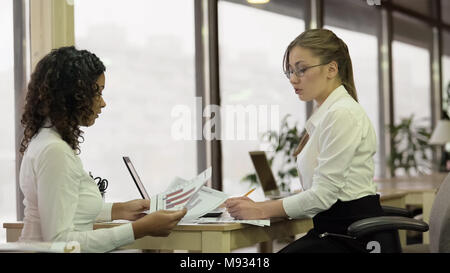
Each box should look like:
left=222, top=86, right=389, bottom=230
left=131, top=219, right=144, bottom=240
left=258, top=199, right=286, bottom=219
left=111, top=202, right=124, bottom=220
left=256, top=202, right=268, bottom=219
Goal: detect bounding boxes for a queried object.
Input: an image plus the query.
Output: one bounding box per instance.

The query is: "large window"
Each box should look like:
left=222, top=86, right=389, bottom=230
left=392, top=12, right=432, bottom=176
left=392, top=13, right=432, bottom=128
left=0, top=0, right=15, bottom=243
left=218, top=1, right=305, bottom=199
left=392, top=41, right=431, bottom=124
left=74, top=0, right=196, bottom=202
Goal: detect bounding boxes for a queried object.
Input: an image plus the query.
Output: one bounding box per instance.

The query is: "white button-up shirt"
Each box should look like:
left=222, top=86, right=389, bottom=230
left=282, top=85, right=378, bottom=219
left=19, top=127, right=134, bottom=252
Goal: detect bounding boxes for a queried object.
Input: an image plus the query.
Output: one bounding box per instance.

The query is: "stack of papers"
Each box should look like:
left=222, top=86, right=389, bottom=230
left=149, top=167, right=270, bottom=226
left=149, top=167, right=228, bottom=221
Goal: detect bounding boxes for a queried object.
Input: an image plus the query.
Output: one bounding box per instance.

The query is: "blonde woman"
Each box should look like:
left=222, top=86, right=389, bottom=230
left=225, top=29, right=383, bottom=253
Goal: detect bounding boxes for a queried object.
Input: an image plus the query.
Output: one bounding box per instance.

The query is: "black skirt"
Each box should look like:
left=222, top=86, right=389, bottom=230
left=278, top=194, right=384, bottom=253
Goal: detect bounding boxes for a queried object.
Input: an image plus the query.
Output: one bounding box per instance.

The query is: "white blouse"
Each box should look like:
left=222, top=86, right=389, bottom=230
left=19, top=127, right=135, bottom=252
left=282, top=85, right=378, bottom=219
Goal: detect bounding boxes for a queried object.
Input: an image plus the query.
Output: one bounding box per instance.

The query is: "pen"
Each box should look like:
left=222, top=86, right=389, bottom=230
left=243, top=188, right=256, bottom=197
left=219, top=187, right=257, bottom=208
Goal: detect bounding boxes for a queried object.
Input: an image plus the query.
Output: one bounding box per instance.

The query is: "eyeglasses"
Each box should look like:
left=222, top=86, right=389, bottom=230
left=284, top=63, right=328, bottom=79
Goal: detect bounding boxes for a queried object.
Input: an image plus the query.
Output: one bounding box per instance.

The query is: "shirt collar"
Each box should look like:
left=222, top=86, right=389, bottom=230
left=305, top=85, right=351, bottom=135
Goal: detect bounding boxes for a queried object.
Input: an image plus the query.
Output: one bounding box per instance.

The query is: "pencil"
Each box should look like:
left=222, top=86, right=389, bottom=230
left=243, top=188, right=256, bottom=197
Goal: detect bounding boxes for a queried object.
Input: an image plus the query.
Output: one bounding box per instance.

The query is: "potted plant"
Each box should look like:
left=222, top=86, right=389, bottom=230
left=387, top=114, right=432, bottom=177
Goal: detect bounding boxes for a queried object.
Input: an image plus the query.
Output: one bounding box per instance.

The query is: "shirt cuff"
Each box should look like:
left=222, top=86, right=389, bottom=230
left=282, top=191, right=315, bottom=219
left=111, top=223, right=135, bottom=248
left=282, top=194, right=303, bottom=219
left=96, top=202, right=113, bottom=222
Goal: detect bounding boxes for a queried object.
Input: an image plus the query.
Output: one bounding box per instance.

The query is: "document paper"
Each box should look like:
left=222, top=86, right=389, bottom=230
left=149, top=167, right=228, bottom=220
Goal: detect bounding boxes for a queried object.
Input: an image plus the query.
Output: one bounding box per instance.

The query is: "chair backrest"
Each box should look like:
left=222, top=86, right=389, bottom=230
left=429, top=173, right=450, bottom=253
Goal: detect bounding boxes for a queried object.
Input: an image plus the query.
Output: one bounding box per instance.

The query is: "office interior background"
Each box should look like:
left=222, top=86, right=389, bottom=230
left=1, top=0, right=449, bottom=245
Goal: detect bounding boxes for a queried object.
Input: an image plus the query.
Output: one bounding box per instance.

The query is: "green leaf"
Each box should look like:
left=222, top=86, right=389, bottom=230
left=287, top=167, right=298, bottom=177
left=241, top=173, right=257, bottom=183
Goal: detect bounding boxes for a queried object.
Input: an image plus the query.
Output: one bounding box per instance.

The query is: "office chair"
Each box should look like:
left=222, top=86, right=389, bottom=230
left=317, top=205, right=428, bottom=253
left=346, top=215, right=428, bottom=253
left=347, top=172, right=450, bottom=253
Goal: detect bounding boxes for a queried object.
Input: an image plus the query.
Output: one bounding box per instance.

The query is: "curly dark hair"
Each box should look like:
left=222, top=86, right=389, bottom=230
left=20, top=46, right=106, bottom=155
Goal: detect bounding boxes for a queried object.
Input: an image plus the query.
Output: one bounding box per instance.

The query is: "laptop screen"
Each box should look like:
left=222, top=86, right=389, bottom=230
left=123, top=156, right=150, bottom=200
left=249, top=151, right=278, bottom=192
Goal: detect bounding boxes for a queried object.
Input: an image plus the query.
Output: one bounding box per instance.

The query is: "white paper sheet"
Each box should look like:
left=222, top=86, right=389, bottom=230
left=182, top=186, right=227, bottom=221
left=149, top=167, right=211, bottom=212
left=148, top=167, right=229, bottom=220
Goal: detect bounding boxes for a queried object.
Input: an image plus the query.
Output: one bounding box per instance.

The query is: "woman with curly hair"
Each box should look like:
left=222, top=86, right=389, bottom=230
left=18, top=46, right=186, bottom=252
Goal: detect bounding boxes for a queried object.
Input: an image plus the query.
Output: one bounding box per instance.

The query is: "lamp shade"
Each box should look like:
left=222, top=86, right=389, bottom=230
left=429, top=120, right=450, bottom=145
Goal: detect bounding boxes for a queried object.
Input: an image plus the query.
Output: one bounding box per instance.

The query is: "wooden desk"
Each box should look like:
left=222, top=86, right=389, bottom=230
left=3, top=218, right=314, bottom=253
left=3, top=189, right=416, bottom=252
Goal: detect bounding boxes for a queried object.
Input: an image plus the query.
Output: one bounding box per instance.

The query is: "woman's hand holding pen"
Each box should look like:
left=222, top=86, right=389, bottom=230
left=225, top=188, right=288, bottom=220
left=112, top=199, right=150, bottom=221
left=223, top=188, right=264, bottom=220
left=225, top=196, right=266, bottom=220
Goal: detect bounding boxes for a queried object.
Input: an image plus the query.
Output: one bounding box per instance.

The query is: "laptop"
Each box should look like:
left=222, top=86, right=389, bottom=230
left=122, top=156, right=223, bottom=217
left=249, top=151, right=293, bottom=199
left=123, top=156, right=150, bottom=200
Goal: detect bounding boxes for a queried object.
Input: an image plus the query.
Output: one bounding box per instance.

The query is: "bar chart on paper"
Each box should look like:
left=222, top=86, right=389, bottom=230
left=165, top=187, right=196, bottom=209
left=149, top=167, right=222, bottom=221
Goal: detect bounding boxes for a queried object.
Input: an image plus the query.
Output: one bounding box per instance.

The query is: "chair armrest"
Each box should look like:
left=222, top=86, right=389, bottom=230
left=381, top=206, right=413, bottom=217
left=347, top=216, right=429, bottom=238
